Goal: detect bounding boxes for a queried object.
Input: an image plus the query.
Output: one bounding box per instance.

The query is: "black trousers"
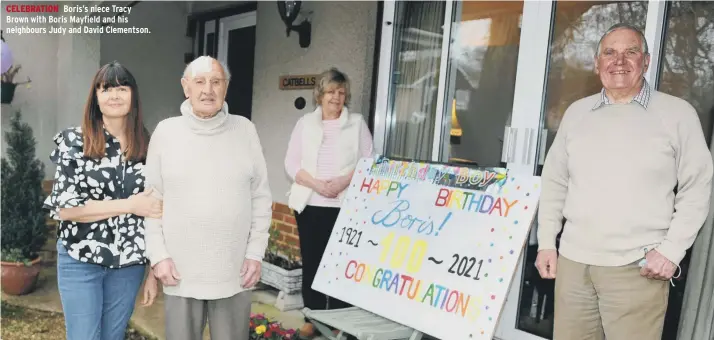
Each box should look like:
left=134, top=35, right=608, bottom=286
left=295, top=205, right=352, bottom=311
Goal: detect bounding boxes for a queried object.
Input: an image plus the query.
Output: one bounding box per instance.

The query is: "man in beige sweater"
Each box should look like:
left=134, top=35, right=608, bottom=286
left=143, top=56, right=272, bottom=340
left=536, top=23, right=712, bottom=340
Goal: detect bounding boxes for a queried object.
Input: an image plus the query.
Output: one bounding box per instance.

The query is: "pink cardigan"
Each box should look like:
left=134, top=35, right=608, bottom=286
left=285, top=116, right=373, bottom=208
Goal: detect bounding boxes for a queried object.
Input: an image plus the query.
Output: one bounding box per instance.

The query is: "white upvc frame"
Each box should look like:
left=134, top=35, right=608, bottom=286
left=198, top=11, right=256, bottom=63
left=495, top=1, right=554, bottom=338
left=643, top=0, right=668, bottom=87
left=372, top=1, right=396, bottom=156
left=217, top=12, right=257, bottom=67
left=429, top=0, right=455, bottom=162
left=203, top=20, right=215, bottom=56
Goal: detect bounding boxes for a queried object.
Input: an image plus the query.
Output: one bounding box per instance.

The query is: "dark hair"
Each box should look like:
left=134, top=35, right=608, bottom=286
left=81, top=61, right=149, bottom=161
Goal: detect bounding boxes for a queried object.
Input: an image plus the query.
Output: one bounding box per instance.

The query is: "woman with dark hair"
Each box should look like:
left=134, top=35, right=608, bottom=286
left=44, top=61, right=161, bottom=340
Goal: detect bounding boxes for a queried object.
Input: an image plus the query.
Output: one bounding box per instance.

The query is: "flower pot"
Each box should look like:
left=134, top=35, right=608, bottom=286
left=1, top=82, right=17, bottom=104
left=1, top=257, right=42, bottom=295
left=261, top=261, right=302, bottom=294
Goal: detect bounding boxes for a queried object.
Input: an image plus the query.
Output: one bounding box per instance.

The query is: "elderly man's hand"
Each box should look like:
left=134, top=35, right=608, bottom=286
left=640, top=249, right=677, bottom=281
left=535, top=249, right=558, bottom=279
left=153, top=258, right=181, bottom=286
left=241, top=259, right=262, bottom=288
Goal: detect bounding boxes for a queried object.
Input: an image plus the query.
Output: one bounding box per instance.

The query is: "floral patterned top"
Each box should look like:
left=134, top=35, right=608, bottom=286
left=43, top=127, right=147, bottom=268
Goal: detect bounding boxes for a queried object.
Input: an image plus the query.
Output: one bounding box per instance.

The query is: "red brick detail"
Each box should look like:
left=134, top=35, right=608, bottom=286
left=282, top=215, right=297, bottom=226
left=275, top=222, right=293, bottom=234
left=285, top=235, right=300, bottom=246
left=273, top=202, right=292, bottom=215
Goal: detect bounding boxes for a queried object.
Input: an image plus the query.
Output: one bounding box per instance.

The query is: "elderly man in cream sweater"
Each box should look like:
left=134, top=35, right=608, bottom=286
left=144, top=56, right=272, bottom=340
left=536, top=23, right=712, bottom=340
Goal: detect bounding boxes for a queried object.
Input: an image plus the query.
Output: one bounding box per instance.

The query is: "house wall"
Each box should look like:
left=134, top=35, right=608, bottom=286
left=1, top=2, right=100, bottom=177
left=100, top=1, right=191, bottom=130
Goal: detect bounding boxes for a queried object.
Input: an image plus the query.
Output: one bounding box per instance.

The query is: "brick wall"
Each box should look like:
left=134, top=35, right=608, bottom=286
left=39, top=180, right=302, bottom=263
left=271, top=202, right=301, bottom=257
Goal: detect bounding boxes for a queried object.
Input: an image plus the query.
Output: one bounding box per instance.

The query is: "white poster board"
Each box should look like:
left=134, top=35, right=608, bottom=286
left=313, top=157, right=542, bottom=340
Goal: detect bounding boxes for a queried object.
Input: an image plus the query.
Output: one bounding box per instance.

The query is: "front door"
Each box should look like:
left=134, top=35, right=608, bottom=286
left=217, top=13, right=256, bottom=120
left=202, top=12, right=257, bottom=120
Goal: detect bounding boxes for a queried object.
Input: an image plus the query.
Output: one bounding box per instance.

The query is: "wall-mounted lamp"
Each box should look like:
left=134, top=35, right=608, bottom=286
left=277, top=1, right=311, bottom=48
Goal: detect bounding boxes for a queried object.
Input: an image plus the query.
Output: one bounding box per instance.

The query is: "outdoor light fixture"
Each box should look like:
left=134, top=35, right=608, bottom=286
left=277, top=1, right=311, bottom=48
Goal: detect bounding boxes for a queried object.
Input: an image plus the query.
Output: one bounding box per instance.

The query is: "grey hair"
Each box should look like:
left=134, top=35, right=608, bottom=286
left=313, top=67, right=351, bottom=107
left=595, top=23, right=649, bottom=58
left=182, top=56, right=232, bottom=81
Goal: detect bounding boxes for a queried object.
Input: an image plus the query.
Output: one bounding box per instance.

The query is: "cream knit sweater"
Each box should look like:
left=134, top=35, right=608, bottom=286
left=538, top=91, right=713, bottom=267
left=144, top=100, right=272, bottom=300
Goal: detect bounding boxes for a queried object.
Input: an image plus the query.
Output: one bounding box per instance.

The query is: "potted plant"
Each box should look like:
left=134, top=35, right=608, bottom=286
left=249, top=313, right=296, bottom=340
left=2, top=65, right=19, bottom=104
left=261, top=223, right=303, bottom=294
left=1, top=110, right=48, bottom=295
left=1, top=34, right=31, bottom=104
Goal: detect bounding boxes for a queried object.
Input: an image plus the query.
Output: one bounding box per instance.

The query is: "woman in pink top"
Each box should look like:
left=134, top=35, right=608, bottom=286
left=285, top=68, right=373, bottom=338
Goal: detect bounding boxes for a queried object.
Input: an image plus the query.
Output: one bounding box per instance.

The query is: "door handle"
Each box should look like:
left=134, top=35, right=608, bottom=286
left=538, top=128, right=548, bottom=165
left=501, top=126, right=518, bottom=163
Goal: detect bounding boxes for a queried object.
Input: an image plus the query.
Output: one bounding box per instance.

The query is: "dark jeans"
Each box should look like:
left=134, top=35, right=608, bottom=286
left=295, top=205, right=352, bottom=312
left=56, top=240, right=145, bottom=340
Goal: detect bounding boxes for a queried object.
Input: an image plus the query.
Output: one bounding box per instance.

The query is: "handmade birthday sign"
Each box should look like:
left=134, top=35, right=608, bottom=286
left=312, top=157, right=542, bottom=340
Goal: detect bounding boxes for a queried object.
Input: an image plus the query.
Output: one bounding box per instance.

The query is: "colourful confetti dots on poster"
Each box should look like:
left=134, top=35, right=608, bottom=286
left=517, top=186, right=521, bottom=190
left=490, top=295, right=496, bottom=300
left=514, top=220, right=519, bottom=225
left=498, top=278, right=504, bottom=283
left=526, top=193, right=530, bottom=196
left=490, top=228, right=494, bottom=232
left=509, top=250, right=514, bottom=255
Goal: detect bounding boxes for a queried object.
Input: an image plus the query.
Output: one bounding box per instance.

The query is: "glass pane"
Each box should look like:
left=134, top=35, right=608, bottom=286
left=384, top=1, right=446, bottom=161
left=657, top=2, right=714, bottom=338
left=442, top=1, right=524, bottom=167
left=517, top=2, right=649, bottom=338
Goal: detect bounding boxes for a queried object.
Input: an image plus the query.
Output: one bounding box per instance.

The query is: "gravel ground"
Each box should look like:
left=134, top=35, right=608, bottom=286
left=1, top=301, right=155, bottom=340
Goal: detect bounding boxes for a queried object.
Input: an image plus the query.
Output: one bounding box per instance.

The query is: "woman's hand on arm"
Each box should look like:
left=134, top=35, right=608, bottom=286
left=326, top=171, right=354, bottom=196
left=295, top=169, right=339, bottom=198
left=58, top=188, right=162, bottom=223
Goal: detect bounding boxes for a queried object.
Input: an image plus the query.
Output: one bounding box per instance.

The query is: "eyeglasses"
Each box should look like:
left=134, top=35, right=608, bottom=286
left=190, top=78, right=227, bottom=87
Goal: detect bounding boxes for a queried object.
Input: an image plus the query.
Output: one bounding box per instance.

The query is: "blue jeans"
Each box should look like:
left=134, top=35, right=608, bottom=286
left=56, top=240, right=146, bottom=340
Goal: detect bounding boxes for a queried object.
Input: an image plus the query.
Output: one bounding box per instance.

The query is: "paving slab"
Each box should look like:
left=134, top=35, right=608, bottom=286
left=2, top=263, right=319, bottom=340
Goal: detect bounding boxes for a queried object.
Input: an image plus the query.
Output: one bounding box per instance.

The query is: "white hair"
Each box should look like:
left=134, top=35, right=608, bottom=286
left=595, top=23, right=649, bottom=58
left=182, top=56, right=231, bottom=80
